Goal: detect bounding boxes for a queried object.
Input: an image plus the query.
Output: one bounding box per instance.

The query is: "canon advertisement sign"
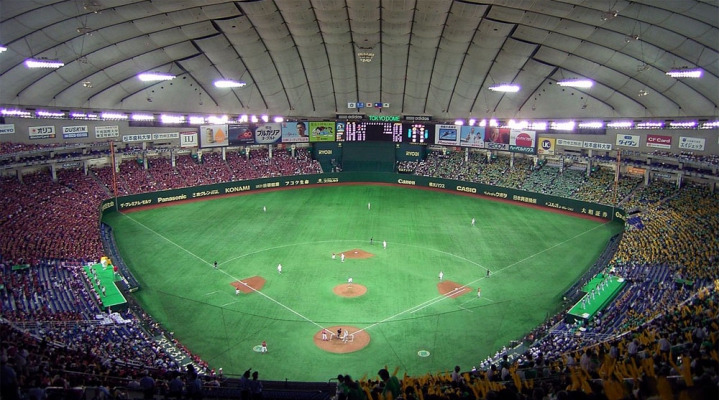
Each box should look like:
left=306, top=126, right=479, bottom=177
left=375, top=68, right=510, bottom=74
left=646, top=134, right=672, bottom=149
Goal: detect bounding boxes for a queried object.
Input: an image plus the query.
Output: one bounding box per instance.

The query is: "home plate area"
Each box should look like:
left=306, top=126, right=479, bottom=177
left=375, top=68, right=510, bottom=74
left=437, top=280, right=471, bottom=298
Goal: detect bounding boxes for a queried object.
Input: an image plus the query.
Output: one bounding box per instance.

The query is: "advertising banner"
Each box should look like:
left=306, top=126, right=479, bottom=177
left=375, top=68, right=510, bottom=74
left=537, top=137, right=555, bottom=155
left=308, top=122, right=335, bottom=142
left=509, top=129, right=537, bottom=154
left=199, top=125, right=229, bottom=148
left=180, top=132, right=198, bottom=148
left=253, top=123, right=282, bottom=144
left=95, top=125, right=119, bottom=139
left=152, top=132, right=179, bottom=140
left=29, top=126, right=56, bottom=139
left=228, top=124, right=255, bottom=146
left=646, top=134, right=672, bottom=149
left=0, top=124, right=16, bottom=135
left=281, top=121, right=309, bottom=143
left=626, top=167, right=646, bottom=176
left=678, top=136, right=705, bottom=151
left=556, top=139, right=582, bottom=147
left=335, top=122, right=346, bottom=142
left=459, top=126, right=484, bottom=148
left=435, top=124, right=460, bottom=145
left=483, top=127, right=510, bottom=151
left=122, top=134, right=152, bottom=142
left=582, top=141, right=612, bottom=151
left=62, top=126, right=89, bottom=139
left=616, top=134, right=639, bottom=148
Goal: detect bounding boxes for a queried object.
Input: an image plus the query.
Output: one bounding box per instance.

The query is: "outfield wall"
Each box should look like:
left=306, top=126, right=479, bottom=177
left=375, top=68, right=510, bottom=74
left=100, top=173, right=626, bottom=222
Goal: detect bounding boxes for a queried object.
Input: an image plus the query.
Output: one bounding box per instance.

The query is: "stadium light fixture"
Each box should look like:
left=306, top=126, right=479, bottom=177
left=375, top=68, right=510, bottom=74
left=488, top=83, right=520, bottom=92
left=138, top=72, right=175, bottom=81
left=261, top=115, right=269, bottom=123
left=468, top=118, right=476, bottom=126
left=208, top=115, right=228, bottom=124
left=160, top=114, right=184, bottom=124
left=132, top=114, right=154, bottom=121
left=189, top=116, right=206, bottom=125
left=36, top=110, right=65, bottom=118
left=489, top=119, right=498, bottom=127
left=101, top=112, right=128, bottom=120
left=635, top=121, right=663, bottom=129
left=529, top=122, right=547, bottom=131
left=478, top=119, right=487, bottom=127
left=239, top=115, right=249, bottom=123
left=0, top=45, right=7, bottom=53
left=578, top=121, right=604, bottom=129
left=25, top=58, right=64, bottom=68
left=550, top=121, right=576, bottom=131
left=665, top=68, right=702, bottom=78
left=700, top=121, right=719, bottom=129
left=214, top=79, right=246, bottom=88
left=557, top=79, right=594, bottom=88
left=274, top=116, right=284, bottom=123
left=454, top=119, right=464, bottom=126
left=1, top=109, right=32, bottom=117
left=668, top=121, right=697, bottom=128
left=607, top=121, right=633, bottom=128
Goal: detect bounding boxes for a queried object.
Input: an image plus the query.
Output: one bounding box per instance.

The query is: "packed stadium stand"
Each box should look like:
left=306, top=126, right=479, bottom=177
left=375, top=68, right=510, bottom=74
left=1, top=144, right=717, bottom=400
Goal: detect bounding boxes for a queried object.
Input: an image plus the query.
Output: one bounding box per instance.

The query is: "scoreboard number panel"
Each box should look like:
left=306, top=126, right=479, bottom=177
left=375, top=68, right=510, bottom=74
left=403, top=123, right=434, bottom=145
left=342, top=122, right=403, bottom=142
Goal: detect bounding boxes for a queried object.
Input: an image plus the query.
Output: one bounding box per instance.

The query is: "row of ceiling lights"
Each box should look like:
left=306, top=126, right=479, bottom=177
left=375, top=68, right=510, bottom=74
left=4, top=47, right=701, bottom=91
left=489, top=70, right=702, bottom=93
left=2, top=108, right=717, bottom=130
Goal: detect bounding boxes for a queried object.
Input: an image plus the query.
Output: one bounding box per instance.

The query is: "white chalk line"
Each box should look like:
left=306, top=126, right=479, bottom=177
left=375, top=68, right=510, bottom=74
left=356, top=222, right=611, bottom=334
left=123, top=214, right=610, bottom=337
left=119, top=213, right=326, bottom=331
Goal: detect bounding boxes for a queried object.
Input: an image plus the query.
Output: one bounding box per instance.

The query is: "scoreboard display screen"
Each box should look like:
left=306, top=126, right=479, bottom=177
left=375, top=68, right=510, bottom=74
left=402, top=123, right=434, bottom=145
left=342, top=122, right=403, bottom=142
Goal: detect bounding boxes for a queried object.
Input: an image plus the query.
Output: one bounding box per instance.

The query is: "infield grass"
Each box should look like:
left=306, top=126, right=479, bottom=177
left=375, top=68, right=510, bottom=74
left=103, top=184, right=623, bottom=381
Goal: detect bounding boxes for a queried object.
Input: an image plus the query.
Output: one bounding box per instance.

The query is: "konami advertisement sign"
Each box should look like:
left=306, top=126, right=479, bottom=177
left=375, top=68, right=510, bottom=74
left=646, top=134, right=672, bottom=149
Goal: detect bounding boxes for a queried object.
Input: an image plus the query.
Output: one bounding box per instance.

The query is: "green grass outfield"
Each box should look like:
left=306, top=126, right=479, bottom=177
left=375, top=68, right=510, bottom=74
left=103, top=184, right=623, bottom=381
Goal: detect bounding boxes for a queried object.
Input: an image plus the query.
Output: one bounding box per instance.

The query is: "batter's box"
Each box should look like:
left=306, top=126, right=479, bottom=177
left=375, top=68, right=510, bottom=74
left=231, top=276, right=266, bottom=294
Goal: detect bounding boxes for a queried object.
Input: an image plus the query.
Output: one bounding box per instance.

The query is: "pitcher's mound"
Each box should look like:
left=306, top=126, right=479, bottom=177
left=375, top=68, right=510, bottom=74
left=231, top=276, right=266, bottom=294
left=314, top=326, right=370, bottom=353
left=437, top=280, right=471, bottom=298
left=333, top=284, right=367, bottom=297
left=338, top=249, right=374, bottom=259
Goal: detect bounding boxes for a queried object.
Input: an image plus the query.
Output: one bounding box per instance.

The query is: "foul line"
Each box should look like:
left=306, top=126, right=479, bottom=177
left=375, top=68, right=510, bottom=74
left=119, top=212, right=325, bottom=331
left=122, top=213, right=611, bottom=337
left=358, top=222, right=612, bottom=333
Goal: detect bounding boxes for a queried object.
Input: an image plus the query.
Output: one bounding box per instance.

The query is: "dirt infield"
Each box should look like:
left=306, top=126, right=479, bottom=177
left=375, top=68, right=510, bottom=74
left=333, top=283, right=367, bottom=297
left=437, top=280, right=472, bottom=298
left=313, top=326, right=370, bottom=353
left=337, top=249, right=374, bottom=259
left=231, top=276, right=266, bottom=294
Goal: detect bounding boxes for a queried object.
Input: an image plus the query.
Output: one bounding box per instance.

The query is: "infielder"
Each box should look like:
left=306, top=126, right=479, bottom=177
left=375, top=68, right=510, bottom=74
left=277, top=263, right=282, bottom=274
left=341, top=253, right=345, bottom=263
left=439, top=271, right=444, bottom=281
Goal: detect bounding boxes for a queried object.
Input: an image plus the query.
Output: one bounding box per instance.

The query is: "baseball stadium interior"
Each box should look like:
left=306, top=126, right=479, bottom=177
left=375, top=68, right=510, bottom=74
left=1, top=1, right=718, bottom=400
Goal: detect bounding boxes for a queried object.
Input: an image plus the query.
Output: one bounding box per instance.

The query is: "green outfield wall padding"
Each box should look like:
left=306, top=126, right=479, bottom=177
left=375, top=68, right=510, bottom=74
left=100, top=172, right=626, bottom=222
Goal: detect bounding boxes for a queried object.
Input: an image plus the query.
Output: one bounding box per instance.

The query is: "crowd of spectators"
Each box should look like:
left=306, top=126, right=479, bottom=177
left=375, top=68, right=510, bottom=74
left=1, top=143, right=718, bottom=400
